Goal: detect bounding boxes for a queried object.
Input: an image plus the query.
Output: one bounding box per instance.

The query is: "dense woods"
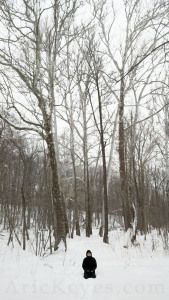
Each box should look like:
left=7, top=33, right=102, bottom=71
left=0, top=0, right=169, bottom=254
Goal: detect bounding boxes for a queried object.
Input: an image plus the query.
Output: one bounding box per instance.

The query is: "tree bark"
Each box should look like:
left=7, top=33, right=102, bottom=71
left=82, top=89, right=92, bottom=237
left=45, top=125, right=67, bottom=250
left=96, top=75, right=109, bottom=244
left=119, top=75, right=132, bottom=230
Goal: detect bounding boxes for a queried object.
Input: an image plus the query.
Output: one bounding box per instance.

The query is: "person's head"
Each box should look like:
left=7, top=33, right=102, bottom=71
left=86, top=250, right=92, bottom=256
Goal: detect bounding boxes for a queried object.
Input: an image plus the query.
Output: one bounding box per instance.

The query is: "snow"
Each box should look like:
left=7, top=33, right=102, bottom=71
left=0, top=228, right=169, bottom=300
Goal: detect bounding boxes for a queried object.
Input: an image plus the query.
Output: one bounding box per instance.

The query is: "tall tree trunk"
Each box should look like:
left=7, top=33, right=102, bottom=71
left=65, top=36, right=80, bottom=237
left=92, top=147, right=101, bottom=227
left=82, top=91, right=92, bottom=237
left=53, top=108, right=69, bottom=235
left=45, top=126, right=67, bottom=251
left=96, top=76, right=109, bottom=244
left=140, top=160, right=146, bottom=234
left=84, top=149, right=92, bottom=237
left=21, top=185, right=26, bottom=250
left=70, top=105, right=80, bottom=236
left=107, top=107, right=119, bottom=192
left=119, top=75, right=132, bottom=230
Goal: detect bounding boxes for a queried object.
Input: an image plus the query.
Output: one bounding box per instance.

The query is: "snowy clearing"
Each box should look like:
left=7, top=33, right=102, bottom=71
left=0, top=228, right=169, bottom=300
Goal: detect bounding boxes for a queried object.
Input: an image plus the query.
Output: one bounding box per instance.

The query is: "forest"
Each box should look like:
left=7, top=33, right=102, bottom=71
left=0, top=0, right=169, bottom=256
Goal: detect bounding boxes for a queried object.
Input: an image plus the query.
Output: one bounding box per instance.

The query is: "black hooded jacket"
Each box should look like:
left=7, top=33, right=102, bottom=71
left=82, top=256, right=97, bottom=272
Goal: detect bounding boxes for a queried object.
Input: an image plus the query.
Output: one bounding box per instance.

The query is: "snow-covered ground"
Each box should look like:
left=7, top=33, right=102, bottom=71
left=0, top=228, right=169, bottom=300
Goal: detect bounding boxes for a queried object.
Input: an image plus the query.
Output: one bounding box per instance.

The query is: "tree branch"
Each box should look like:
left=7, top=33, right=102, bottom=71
left=124, top=102, right=169, bottom=131
left=0, top=114, right=45, bottom=139
left=116, top=41, right=169, bottom=83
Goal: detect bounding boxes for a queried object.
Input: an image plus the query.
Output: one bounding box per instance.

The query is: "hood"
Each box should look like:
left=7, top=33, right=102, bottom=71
left=86, top=250, right=92, bottom=256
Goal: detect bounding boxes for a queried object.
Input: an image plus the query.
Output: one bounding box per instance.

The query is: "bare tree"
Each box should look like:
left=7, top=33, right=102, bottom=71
left=82, top=36, right=109, bottom=243
left=0, top=0, right=80, bottom=250
left=90, top=0, right=169, bottom=235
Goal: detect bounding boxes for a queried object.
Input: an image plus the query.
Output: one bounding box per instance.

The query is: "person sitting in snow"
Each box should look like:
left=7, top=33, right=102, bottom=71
left=82, top=250, right=97, bottom=279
